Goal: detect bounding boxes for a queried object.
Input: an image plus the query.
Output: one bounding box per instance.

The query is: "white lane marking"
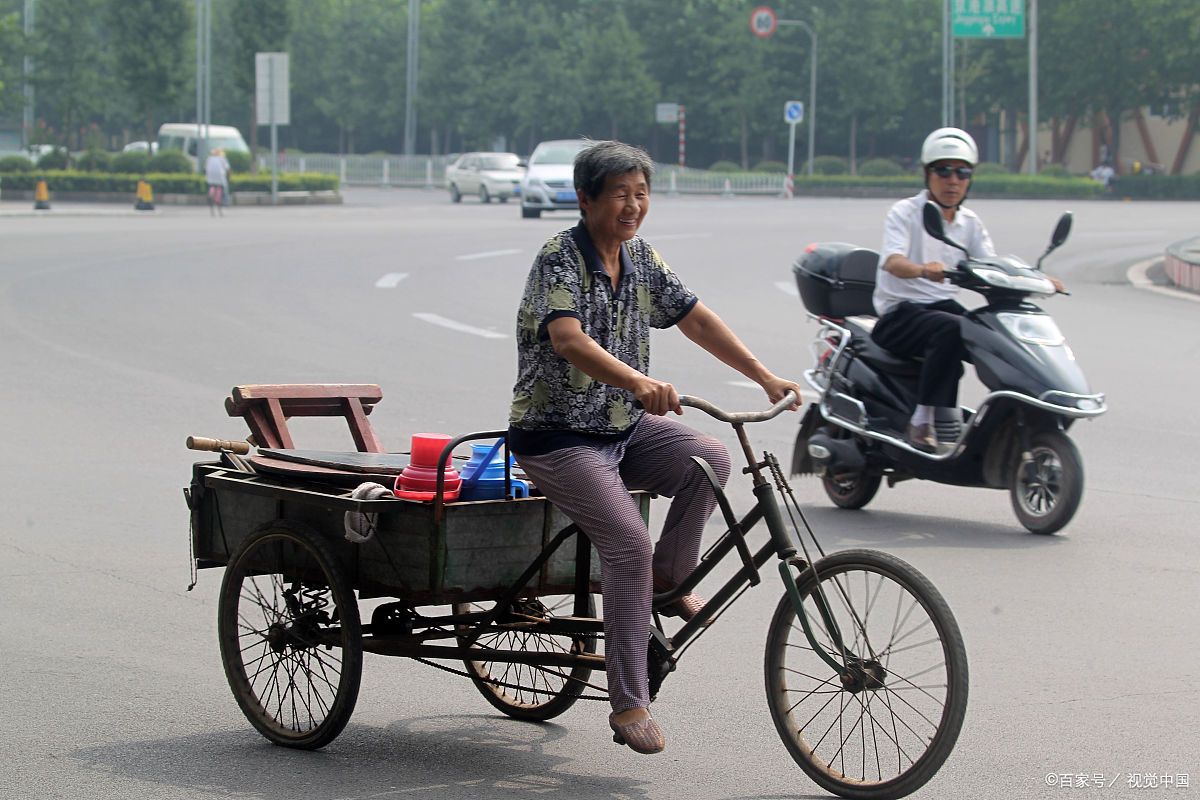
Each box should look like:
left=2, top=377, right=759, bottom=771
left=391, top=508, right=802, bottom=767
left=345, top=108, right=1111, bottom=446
left=455, top=248, right=522, bottom=261
left=775, top=280, right=799, bottom=297
left=375, top=272, right=409, bottom=288
left=728, top=380, right=761, bottom=390
left=413, top=312, right=508, bottom=339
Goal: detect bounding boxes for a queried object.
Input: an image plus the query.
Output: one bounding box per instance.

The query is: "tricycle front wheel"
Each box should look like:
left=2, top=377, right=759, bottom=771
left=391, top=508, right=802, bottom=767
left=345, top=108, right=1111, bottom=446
left=453, top=594, right=597, bottom=721
left=218, top=521, right=362, bottom=749
left=765, top=549, right=968, bottom=799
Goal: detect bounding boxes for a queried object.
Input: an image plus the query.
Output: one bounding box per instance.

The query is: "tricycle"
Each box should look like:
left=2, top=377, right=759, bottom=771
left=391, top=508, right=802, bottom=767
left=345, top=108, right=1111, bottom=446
left=184, top=383, right=968, bottom=800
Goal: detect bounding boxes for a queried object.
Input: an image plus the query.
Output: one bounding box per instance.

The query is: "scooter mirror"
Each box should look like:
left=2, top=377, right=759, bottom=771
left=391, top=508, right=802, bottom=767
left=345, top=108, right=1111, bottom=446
left=922, top=202, right=970, bottom=256
left=1037, top=211, right=1073, bottom=270
left=1051, top=212, right=1073, bottom=248
left=921, top=202, right=946, bottom=240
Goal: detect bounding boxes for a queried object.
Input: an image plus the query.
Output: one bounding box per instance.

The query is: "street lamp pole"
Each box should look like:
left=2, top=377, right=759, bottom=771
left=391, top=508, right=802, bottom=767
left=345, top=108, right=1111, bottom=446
left=777, top=16, right=816, bottom=176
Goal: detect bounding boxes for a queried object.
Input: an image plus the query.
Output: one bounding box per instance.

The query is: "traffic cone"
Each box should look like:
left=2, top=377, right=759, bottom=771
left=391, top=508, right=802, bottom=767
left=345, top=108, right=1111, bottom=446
left=34, top=179, right=51, bottom=210
left=135, top=179, right=155, bottom=211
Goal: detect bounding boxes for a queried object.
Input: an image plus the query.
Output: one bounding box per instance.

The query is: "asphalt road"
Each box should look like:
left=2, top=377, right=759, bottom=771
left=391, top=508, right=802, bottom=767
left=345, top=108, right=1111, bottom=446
left=1, top=189, right=1197, bottom=800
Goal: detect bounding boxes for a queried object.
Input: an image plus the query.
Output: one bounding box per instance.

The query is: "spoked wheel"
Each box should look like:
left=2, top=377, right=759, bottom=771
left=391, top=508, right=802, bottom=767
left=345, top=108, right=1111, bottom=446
left=453, top=594, right=598, bottom=721
left=765, top=549, right=968, bottom=800
left=218, top=522, right=362, bottom=749
left=1010, top=430, right=1083, bottom=535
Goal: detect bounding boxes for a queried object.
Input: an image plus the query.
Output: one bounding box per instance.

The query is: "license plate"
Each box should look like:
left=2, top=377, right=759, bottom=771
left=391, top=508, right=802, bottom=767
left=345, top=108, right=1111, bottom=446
left=555, top=191, right=576, bottom=202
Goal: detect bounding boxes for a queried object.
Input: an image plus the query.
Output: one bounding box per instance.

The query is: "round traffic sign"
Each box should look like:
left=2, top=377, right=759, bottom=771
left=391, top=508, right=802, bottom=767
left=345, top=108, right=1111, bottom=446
left=750, top=6, right=777, bottom=38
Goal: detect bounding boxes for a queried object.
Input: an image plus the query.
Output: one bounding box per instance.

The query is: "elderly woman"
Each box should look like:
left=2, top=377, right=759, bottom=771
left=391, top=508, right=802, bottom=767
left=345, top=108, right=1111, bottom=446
left=508, top=140, right=801, bottom=754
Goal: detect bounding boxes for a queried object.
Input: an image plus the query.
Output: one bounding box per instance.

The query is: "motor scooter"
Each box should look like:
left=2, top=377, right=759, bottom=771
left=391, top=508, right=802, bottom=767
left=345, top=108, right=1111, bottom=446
left=791, top=203, right=1106, bottom=534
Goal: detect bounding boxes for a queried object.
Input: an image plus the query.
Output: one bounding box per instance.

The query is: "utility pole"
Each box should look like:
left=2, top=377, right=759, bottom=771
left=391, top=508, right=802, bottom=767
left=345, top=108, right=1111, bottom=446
left=403, top=0, right=420, bottom=156
left=22, top=0, right=34, bottom=150
left=1028, top=0, right=1038, bottom=174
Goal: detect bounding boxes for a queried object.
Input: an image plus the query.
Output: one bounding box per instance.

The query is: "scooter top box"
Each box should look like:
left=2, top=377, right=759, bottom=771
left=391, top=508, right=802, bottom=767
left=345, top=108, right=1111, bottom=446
left=794, top=243, right=878, bottom=318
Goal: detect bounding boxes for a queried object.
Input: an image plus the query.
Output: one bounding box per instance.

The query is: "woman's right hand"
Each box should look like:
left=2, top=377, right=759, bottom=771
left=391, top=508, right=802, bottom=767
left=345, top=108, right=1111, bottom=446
left=634, top=377, right=681, bottom=416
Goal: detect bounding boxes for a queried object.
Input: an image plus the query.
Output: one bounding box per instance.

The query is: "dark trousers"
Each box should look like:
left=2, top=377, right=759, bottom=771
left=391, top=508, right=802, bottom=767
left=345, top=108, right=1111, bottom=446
left=871, top=299, right=967, bottom=408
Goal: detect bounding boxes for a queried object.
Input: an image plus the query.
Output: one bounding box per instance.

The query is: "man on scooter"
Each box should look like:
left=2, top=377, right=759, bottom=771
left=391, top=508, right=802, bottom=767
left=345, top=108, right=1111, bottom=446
left=869, top=127, right=992, bottom=452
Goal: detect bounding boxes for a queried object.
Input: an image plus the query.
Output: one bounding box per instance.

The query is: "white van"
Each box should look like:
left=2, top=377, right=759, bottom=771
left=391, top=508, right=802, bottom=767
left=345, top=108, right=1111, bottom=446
left=156, top=123, right=250, bottom=168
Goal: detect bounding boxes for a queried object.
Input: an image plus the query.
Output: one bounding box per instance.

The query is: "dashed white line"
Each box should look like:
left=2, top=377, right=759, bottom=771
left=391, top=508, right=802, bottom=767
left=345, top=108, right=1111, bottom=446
left=375, top=272, right=409, bottom=288
left=455, top=248, right=522, bottom=261
left=727, top=380, right=761, bottom=390
left=774, top=280, right=799, bottom=297
left=646, top=232, right=714, bottom=241
left=413, top=312, right=508, bottom=339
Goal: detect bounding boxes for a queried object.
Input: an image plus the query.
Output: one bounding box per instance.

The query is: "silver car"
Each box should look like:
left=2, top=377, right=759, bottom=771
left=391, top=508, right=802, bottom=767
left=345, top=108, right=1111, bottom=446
left=520, top=139, right=588, bottom=219
left=445, top=152, right=524, bottom=203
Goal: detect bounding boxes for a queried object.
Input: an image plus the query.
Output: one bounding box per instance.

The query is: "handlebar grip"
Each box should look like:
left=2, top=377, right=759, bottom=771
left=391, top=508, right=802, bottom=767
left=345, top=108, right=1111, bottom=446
left=187, top=436, right=251, bottom=455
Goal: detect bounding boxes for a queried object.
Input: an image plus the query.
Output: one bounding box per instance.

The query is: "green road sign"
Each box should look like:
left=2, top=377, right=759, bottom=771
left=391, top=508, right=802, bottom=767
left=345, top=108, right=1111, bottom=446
left=952, top=0, right=1025, bottom=38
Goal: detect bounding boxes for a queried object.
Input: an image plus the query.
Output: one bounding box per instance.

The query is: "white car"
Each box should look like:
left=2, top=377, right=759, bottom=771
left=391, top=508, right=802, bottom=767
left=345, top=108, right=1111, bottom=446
left=445, top=152, right=524, bottom=203
left=520, top=139, right=588, bottom=219
left=122, top=140, right=159, bottom=154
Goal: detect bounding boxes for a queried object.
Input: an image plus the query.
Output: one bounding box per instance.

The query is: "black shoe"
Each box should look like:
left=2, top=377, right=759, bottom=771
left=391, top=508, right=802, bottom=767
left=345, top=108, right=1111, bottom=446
left=906, top=422, right=937, bottom=452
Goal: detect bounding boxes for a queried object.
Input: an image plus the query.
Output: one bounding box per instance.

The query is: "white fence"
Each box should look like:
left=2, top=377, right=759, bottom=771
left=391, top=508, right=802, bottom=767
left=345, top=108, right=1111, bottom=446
left=259, top=153, right=790, bottom=196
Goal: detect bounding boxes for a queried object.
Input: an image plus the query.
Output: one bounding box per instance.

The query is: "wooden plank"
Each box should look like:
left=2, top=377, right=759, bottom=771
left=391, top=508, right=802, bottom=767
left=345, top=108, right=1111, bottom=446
left=265, top=398, right=295, bottom=449
left=232, top=384, right=383, bottom=402
left=344, top=397, right=385, bottom=452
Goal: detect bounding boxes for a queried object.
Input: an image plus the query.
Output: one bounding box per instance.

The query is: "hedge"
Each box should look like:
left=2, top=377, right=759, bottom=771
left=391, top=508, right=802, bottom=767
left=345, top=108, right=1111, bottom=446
left=0, top=169, right=339, bottom=193
left=1110, top=174, right=1200, bottom=200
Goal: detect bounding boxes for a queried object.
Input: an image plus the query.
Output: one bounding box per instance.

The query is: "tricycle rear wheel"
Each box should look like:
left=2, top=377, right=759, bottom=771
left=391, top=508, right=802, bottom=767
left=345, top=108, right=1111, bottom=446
left=218, top=521, right=362, bottom=749
left=453, top=594, right=597, bottom=721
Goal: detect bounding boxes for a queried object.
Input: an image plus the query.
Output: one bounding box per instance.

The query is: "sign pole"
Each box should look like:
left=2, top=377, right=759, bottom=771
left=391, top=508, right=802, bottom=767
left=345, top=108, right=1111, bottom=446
left=678, top=105, right=686, bottom=167
left=1028, top=0, right=1038, bottom=174
left=786, top=120, right=796, bottom=198
left=269, top=56, right=278, bottom=204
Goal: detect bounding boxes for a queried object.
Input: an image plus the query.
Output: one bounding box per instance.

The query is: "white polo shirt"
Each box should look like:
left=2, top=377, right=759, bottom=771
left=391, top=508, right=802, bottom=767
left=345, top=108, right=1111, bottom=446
left=873, top=189, right=995, bottom=316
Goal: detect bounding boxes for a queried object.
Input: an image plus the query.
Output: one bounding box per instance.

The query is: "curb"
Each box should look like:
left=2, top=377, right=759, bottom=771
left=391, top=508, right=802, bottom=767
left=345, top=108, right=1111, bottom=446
left=1126, top=257, right=1200, bottom=304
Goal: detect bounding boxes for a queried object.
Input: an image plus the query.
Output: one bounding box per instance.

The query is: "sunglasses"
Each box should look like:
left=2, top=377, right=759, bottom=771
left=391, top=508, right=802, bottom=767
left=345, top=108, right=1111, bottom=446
left=929, top=165, right=974, bottom=180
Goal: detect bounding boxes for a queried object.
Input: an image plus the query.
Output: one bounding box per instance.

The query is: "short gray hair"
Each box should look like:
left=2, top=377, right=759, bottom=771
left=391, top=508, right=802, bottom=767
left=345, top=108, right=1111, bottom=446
left=574, top=140, right=654, bottom=204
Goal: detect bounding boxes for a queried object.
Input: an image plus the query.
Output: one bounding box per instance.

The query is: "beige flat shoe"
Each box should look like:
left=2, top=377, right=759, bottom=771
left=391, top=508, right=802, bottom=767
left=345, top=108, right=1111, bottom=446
left=609, top=711, right=666, bottom=754
left=654, top=575, right=711, bottom=625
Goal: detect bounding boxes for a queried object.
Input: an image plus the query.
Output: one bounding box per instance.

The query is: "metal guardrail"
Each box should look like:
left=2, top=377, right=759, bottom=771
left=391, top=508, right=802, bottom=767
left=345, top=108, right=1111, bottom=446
left=256, top=153, right=791, bottom=196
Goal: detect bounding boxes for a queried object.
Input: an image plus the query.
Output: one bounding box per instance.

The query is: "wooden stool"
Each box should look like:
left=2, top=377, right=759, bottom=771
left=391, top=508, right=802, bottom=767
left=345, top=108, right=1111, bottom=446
left=225, top=384, right=385, bottom=453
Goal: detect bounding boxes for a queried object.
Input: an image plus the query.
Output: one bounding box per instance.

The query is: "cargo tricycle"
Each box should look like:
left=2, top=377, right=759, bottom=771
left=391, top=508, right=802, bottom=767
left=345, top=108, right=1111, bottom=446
left=184, top=383, right=968, bottom=800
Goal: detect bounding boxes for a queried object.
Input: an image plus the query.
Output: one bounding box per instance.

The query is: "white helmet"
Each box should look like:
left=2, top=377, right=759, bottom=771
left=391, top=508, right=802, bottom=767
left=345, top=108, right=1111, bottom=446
left=920, top=127, right=978, bottom=167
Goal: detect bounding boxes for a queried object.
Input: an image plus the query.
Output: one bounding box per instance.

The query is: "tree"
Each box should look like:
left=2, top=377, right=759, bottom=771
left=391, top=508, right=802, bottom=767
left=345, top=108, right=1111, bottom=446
left=0, top=11, right=21, bottom=115
left=29, top=0, right=112, bottom=151
left=107, top=0, right=190, bottom=143
left=231, top=0, right=290, bottom=163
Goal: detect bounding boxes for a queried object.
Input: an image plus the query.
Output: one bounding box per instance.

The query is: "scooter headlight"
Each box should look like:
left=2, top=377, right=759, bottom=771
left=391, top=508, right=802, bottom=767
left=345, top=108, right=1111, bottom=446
left=997, top=312, right=1065, bottom=346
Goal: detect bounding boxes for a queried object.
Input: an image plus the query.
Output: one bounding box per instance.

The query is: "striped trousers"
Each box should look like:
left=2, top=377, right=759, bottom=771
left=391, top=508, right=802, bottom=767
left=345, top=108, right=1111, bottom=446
left=514, top=414, right=732, bottom=712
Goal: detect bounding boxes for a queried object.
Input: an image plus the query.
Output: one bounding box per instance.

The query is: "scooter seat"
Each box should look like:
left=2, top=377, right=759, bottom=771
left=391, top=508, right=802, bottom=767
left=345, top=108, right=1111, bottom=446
left=856, top=337, right=923, bottom=377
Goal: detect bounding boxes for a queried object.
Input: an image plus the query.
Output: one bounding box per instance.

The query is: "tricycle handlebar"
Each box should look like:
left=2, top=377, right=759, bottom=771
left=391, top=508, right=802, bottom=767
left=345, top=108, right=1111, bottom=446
left=187, top=435, right=251, bottom=455
left=679, top=391, right=798, bottom=424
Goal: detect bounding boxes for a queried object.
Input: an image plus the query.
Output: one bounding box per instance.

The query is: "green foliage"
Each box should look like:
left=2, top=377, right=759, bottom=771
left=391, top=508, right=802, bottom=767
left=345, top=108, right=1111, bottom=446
left=1111, top=174, right=1200, bottom=199
left=970, top=175, right=1103, bottom=198
left=0, top=155, right=35, bottom=172
left=30, top=0, right=111, bottom=149
left=0, top=169, right=337, bottom=194
left=1038, top=164, right=1072, bottom=178
left=974, top=162, right=1011, bottom=175
left=148, top=150, right=194, bottom=174
left=226, top=150, right=252, bottom=173
left=75, top=150, right=113, bottom=172
left=752, top=160, right=787, bottom=174
left=112, top=150, right=151, bottom=174
left=708, top=161, right=741, bottom=172
left=107, top=0, right=192, bottom=143
left=37, top=148, right=70, bottom=169
left=858, top=158, right=905, bottom=177
left=809, top=156, right=849, bottom=175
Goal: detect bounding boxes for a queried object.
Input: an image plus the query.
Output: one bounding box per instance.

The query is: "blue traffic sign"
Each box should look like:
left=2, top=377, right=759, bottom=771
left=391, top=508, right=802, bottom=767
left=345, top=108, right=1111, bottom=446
left=784, top=100, right=804, bottom=125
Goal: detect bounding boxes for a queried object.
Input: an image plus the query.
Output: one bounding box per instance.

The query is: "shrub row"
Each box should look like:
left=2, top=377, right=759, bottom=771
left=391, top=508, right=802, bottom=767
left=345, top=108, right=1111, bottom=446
left=1110, top=173, right=1200, bottom=199
left=3, top=149, right=254, bottom=175
left=0, top=170, right=339, bottom=193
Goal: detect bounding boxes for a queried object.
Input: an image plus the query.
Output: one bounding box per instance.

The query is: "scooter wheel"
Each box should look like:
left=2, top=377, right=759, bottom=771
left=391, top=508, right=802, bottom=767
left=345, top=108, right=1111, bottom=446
left=822, top=470, right=882, bottom=510
left=1010, top=430, right=1084, bottom=534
